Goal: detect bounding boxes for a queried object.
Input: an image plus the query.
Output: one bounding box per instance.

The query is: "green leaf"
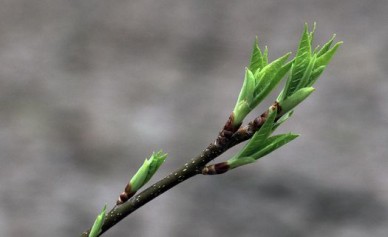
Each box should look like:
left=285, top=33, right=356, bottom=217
left=251, top=52, right=291, bottom=108
left=279, top=87, right=315, bottom=116
left=227, top=133, right=298, bottom=170
left=236, top=107, right=277, bottom=158
left=306, top=65, right=325, bottom=87
left=316, top=34, right=336, bottom=57
left=248, top=37, right=264, bottom=74
left=233, top=68, right=255, bottom=125
left=263, top=46, right=269, bottom=66
left=227, top=156, right=256, bottom=169
left=233, top=101, right=251, bottom=126
left=283, top=24, right=312, bottom=98
left=251, top=133, right=299, bottom=159
left=315, top=41, right=343, bottom=68
left=236, top=69, right=255, bottom=107
left=89, top=205, right=107, bottom=237
left=297, top=54, right=317, bottom=89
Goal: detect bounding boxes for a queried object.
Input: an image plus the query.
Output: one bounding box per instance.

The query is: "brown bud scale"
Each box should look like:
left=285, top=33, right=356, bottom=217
left=202, top=162, right=230, bottom=175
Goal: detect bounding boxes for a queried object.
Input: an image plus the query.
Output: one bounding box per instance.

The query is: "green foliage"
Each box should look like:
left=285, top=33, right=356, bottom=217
left=233, top=68, right=255, bottom=125
left=233, top=23, right=341, bottom=126
left=248, top=37, right=265, bottom=74
left=233, top=51, right=291, bottom=126
left=89, top=205, right=107, bottom=237
left=229, top=23, right=341, bottom=170
left=251, top=53, right=292, bottom=108
left=279, top=24, right=343, bottom=102
left=82, top=24, right=342, bottom=237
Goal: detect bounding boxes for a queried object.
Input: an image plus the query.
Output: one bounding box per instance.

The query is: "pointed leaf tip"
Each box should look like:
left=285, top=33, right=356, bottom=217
left=316, top=41, right=342, bottom=68
left=249, top=37, right=264, bottom=73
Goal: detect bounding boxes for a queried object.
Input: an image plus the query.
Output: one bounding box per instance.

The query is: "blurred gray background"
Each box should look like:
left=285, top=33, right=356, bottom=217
left=1, top=0, right=387, bottom=236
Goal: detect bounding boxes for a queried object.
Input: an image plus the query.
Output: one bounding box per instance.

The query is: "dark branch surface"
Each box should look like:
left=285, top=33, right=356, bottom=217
left=81, top=103, right=279, bottom=237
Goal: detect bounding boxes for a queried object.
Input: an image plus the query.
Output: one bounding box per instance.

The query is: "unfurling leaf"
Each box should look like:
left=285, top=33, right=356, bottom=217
left=315, top=41, right=343, bottom=68
left=279, top=87, right=315, bottom=116
left=233, top=68, right=255, bottom=126
left=117, top=151, right=167, bottom=205
left=249, top=133, right=299, bottom=159
left=131, top=150, right=167, bottom=191
left=279, top=24, right=341, bottom=103
left=248, top=37, right=264, bottom=74
left=227, top=133, right=298, bottom=170
left=251, top=53, right=291, bottom=108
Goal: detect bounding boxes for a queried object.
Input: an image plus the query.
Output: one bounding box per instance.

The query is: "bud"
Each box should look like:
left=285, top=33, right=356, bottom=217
left=89, top=204, right=107, bottom=237
left=116, top=151, right=167, bottom=205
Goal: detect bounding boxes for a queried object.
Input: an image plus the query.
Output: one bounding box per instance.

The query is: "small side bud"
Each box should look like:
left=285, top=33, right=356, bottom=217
left=202, top=162, right=230, bottom=175
left=116, top=183, right=136, bottom=205
left=116, top=151, right=167, bottom=205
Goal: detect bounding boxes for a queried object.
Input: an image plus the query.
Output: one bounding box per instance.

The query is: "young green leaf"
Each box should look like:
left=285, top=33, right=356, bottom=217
left=227, top=133, right=298, bottom=170
left=263, top=46, right=269, bottom=67
left=317, top=34, right=336, bottom=57
left=235, top=69, right=255, bottom=107
left=306, top=65, right=326, bottom=87
left=251, top=53, right=291, bottom=108
left=255, top=52, right=291, bottom=89
left=282, top=24, right=313, bottom=99
left=250, top=133, right=299, bottom=159
left=315, top=41, right=343, bottom=68
left=89, top=205, right=107, bottom=237
left=297, top=54, right=317, bottom=89
left=227, top=156, right=256, bottom=169
left=279, top=87, right=315, bottom=116
left=233, top=68, right=255, bottom=125
left=248, top=37, right=264, bottom=74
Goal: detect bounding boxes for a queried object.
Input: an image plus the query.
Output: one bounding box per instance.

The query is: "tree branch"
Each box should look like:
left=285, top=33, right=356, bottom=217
left=80, top=103, right=277, bottom=237
left=81, top=24, right=341, bottom=236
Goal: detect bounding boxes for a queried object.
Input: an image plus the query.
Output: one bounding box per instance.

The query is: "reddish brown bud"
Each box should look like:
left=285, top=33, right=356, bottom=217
left=117, top=192, right=129, bottom=205
left=202, top=162, right=230, bottom=175
left=116, top=184, right=136, bottom=205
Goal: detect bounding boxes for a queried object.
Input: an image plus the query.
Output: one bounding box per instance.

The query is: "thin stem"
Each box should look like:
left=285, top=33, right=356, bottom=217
left=80, top=103, right=279, bottom=237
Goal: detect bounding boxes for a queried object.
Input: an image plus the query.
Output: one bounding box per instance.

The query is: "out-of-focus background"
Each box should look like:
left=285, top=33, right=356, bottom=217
left=1, top=0, right=387, bottom=236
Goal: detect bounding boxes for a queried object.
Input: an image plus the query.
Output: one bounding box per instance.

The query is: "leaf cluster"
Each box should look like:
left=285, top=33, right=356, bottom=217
left=229, top=23, right=342, bottom=170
